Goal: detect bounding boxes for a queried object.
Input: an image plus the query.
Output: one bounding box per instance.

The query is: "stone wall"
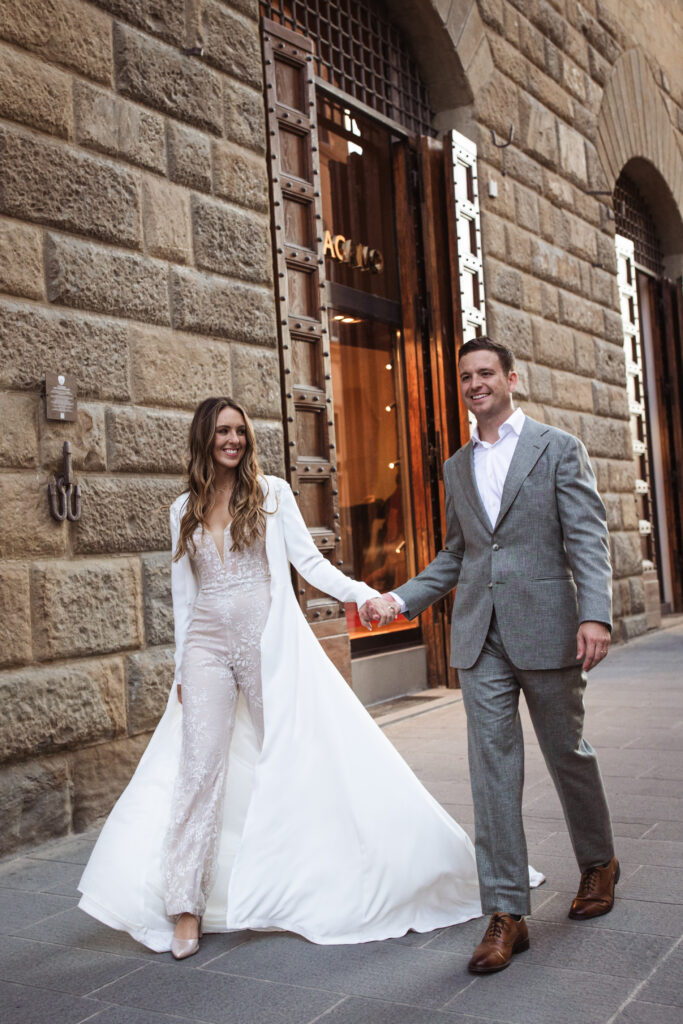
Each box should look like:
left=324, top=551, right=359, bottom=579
left=0, top=0, right=283, bottom=855
left=471, top=0, right=682, bottom=640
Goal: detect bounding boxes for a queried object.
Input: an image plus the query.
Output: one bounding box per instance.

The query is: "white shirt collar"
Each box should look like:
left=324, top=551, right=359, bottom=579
left=472, top=407, right=525, bottom=447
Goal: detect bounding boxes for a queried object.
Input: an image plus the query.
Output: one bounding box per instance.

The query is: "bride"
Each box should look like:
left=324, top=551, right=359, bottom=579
left=78, top=396, right=539, bottom=958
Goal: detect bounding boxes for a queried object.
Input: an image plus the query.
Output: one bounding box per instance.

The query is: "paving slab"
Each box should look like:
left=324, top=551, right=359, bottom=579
left=0, top=620, right=681, bottom=1024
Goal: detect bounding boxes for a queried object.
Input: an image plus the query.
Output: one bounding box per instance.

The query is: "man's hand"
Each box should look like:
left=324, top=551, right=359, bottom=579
left=359, top=594, right=400, bottom=630
left=177, top=684, right=182, bottom=704
left=576, top=621, right=611, bottom=672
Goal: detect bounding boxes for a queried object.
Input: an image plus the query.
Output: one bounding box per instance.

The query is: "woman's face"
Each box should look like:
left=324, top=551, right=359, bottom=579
left=212, top=406, right=247, bottom=473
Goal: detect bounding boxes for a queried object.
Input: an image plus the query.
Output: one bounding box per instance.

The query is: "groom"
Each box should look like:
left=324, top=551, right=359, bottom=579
left=361, top=337, right=618, bottom=973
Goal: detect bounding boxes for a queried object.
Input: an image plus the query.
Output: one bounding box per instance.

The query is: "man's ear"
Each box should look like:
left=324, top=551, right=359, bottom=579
left=508, top=370, right=519, bottom=393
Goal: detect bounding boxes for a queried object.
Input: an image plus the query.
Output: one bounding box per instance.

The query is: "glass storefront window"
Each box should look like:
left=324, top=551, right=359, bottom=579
left=319, top=96, right=417, bottom=641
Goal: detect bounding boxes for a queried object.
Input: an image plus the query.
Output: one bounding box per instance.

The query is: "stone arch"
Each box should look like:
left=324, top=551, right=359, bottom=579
left=383, top=0, right=493, bottom=136
left=596, top=48, right=683, bottom=276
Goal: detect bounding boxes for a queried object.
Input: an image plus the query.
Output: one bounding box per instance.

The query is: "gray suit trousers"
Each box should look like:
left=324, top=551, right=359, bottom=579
left=460, top=612, right=615, bottom=916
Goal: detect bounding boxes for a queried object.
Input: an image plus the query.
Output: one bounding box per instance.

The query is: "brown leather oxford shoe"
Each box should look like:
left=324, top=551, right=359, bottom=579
left=467, top=913, right=529, bottom=974
left=568, top=857, right=620, bottom=920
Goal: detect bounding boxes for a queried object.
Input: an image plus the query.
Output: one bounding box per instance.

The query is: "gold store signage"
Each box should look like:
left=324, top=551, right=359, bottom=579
left=323, top=229, right=384, bottom=274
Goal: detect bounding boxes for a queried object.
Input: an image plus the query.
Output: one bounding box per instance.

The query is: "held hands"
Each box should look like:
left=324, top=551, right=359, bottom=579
left=576, top=621, right=611, bottom=672
left=359, top=594, right=400, bottom=631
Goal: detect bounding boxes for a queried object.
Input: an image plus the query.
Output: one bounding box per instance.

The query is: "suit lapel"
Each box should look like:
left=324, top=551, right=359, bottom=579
left=454, top=442, right=492, bottom=532
left=495, top=418, right=550, bottom=528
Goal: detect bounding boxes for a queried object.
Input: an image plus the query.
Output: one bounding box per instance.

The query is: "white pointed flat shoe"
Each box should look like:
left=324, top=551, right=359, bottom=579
left=171, top=935, right=200, bottom=960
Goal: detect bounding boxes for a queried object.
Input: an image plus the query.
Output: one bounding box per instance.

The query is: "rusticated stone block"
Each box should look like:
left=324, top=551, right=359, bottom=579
left=0, top=0, right=113, bottom=84
left=601, top=492, right=622, bottom=532
left=91, top=0, right=186, bottom=45
left=591, top=265, right=618, bottom=308
left=0, top=219, right=44, bottom=300
left=32, top=559, right=143, bottom=661
left=212, top=141, right=269, bottom=213
left=558, top=290, right=603, bottom=334
left=479, top=0, right=504, bottom=32
left=126, top=647, right=174, bottom=733
left=513, top=360, right=530, bottom=401
left=485, top=301, right=533, bottom=359
left=565, top=212, right=598, bottom=262
left=231, top=345, right=281, bottom=418
left=71, top=476, right=181, bottom=555
left=0, top=755, right=70, bottom=857
left=620, top=613, right=648, bottom=642
left=480, top=209, right=506, bottom=261
left=106, top=405, right=191, bottom=473
left=0, top=565, right=32, bottom=668
left=0, top=301, right=131, bottom=401
left=171, top=267, right=277, bottom=344
left=488, top=34, right=527, bottom=89
left=0, top=127, right=140, bottom=248
left=115, top=23, right=222, bottom=134
left=0, top=43, right=72, bottom=139
left=141, top=553, right=173, bottom=647
left=223, top=78, right=266, bottom=153
left=603, top=308, right=624, bottom=345
left=253, top=419, right=285, bottom=476
left=531, top=239, right=581, bottom=292
left=227, top=0, right=259, bottom=18
left=0, top=393, right=38, bottom=469
left=129, top=325, right=233, bottom=409
left=541, top=406, right=581, bottom=437
left=74, top=81, right=166, bottom=174
left=0, top=658, right=126, bottom=763
left=167, top=122, right=212, bottom=191
left=475, top=70, right=518, bottom=137
left=489, top=261, right=523, bottom=308
left=574, top=331, right=597, bottom=376
left=591, top=380, right=612, bottom=417
left=532, top=319, right=575, bottom=370
left=608, top=460, right=636, bottom=494
left=580, top=414, right=632, bottom=460
left=69, top=734, right=150, bottom=830
left=594, top=337, right=627, bottom=385
left=588, top=45, right=611, bottom=86
left=596, top=232, right=618, bottom=275
left=0, top=475, right=67, bottom=559
left=198, top=0, right=262, bottom=88
left=501, top=148, right=544, bottom=192
left=621, top=493, right=639, bottom=532
left=142, top=178, right=191, bottom=264
left=46, top=234, right=170, bottom=325
left=590, top=457, right=610, bottom=494
left=514, top=183, right=540, bottom=234
left=552, top=369, right=593, bottom=411
left=40, top=402, right=107, bottom=473
left=191, top=196, right=272, bottom=284
left=504, top=223, right=533, bottom=274
left=518, top=94, right=558, bottom=168
left=540, top=283, right=559, bottom=321
left=528, top=364, right=553, bottom=404
left=558, top=122, right=588, bottom=185
left=527, top=63, right=574, bottom=123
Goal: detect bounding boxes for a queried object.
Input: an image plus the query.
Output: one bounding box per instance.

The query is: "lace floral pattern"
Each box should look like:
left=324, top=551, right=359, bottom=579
left=163, top=524, right=271, bottom=918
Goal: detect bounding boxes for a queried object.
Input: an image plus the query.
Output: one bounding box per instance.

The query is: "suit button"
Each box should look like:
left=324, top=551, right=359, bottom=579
left=492, top=543, right=500, bottom=551
left=487, top=581, right=493, bottom=589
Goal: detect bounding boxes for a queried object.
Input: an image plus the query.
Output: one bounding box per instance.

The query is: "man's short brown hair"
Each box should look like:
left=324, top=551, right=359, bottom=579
left=458, top=337, right=516, bottom=376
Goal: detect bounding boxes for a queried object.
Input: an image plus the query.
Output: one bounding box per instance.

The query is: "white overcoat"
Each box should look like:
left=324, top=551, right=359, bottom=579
left=78, top=475, right=484, bottom=951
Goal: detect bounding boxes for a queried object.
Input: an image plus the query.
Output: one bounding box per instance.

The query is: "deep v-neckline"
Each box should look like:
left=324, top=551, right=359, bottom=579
left=208, top=521, right=232, bottom=567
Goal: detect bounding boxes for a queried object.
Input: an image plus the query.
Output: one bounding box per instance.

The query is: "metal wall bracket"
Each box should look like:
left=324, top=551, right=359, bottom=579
left=48, top=441, right=82, bottom=522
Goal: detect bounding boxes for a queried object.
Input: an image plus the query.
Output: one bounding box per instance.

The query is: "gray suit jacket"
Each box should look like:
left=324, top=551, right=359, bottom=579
left=396, top=417, right=612, bottom=670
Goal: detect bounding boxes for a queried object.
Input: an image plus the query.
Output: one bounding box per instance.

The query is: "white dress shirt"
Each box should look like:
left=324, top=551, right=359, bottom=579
left=389, top=408, right=525, bottom=612
left=472, top=407, right=526, bottom=527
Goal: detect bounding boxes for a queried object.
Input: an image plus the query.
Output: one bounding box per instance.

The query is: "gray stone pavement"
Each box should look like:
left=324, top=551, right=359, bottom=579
left=1, top=622, right=682, bottom=1024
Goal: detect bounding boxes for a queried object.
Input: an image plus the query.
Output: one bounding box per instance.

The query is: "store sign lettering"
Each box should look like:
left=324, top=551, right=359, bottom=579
left=323, top=229, right=384, bottom=274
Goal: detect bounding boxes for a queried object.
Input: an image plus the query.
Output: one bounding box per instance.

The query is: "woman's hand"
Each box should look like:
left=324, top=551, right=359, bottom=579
left=177, top=684, right=182, bottom=704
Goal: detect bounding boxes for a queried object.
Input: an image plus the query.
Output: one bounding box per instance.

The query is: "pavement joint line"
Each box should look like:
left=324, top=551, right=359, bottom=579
left=303, top=994, right=349, bottom=1023
left=604, top=933, right=682, bottom=1024
left=375, top=695, right=464, bottom=728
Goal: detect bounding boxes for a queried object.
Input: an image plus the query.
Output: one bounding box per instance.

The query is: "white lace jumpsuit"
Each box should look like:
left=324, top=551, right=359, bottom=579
left=163, top=524, right=271, bottom=918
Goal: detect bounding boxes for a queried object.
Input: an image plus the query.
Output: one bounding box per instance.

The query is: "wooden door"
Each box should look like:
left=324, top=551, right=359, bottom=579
left=392, top=137, right=466, bottom=687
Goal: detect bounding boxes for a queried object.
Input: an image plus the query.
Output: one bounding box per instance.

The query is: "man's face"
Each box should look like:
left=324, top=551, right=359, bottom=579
left=458, top=349, right=517, bottom=421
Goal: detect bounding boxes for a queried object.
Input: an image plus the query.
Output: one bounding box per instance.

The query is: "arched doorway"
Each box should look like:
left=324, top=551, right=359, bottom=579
left=614, top=166, right=683, bottom=616
left=259, top=1, right=482, bottom=697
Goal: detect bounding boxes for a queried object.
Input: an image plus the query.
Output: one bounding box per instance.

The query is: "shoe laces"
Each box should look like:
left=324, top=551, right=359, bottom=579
left=484, top=913, right=507, bottom=940
left=577, top=865, right=602, bottom=897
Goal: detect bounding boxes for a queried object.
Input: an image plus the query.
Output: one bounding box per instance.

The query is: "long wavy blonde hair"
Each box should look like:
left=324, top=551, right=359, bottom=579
left=173, top=397, right=266, bottom=561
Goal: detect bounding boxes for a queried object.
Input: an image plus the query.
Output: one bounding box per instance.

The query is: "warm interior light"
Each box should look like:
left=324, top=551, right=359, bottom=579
left=333, top=314, right=345, bottom=321
left=385, top=363, right=392, bottom=370
left=341, top=316, right=356, bottom=323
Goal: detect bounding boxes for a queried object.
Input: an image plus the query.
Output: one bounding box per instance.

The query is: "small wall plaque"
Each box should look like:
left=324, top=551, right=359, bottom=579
left=45, top=372, right=77, bottom=422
